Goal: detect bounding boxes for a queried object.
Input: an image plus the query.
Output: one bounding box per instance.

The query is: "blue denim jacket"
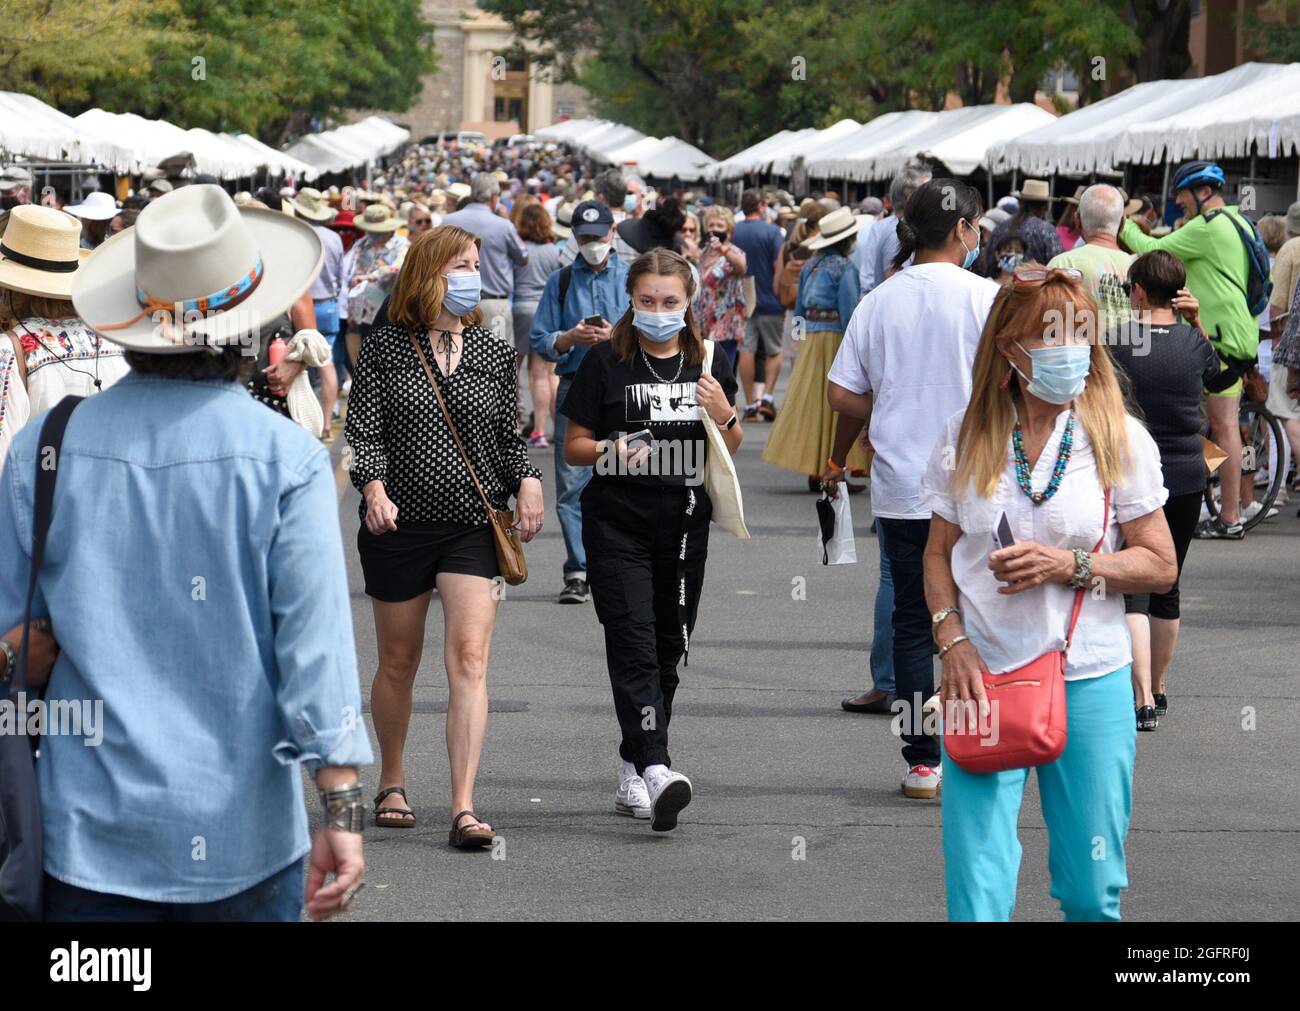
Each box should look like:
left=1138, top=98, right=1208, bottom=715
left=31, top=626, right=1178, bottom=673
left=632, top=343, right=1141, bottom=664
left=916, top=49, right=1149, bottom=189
left=0, top=372, right=372, bottom=903
left=793, top=251, right=862, bottom=334
left=529, top=254, right=631, bottom=375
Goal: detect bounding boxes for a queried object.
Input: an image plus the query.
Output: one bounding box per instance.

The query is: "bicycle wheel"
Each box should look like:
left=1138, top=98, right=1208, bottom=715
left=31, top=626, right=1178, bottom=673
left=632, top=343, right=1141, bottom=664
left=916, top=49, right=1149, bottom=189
left=1204, top=402, right=1285, bottom=531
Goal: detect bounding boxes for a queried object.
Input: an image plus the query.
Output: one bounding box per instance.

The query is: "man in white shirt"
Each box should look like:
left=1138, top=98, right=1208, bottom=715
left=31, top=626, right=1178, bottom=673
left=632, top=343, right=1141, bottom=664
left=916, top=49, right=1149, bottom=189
left=827, top=178, right=998, bottom=799
left=859, top=165, right=931, bottom=296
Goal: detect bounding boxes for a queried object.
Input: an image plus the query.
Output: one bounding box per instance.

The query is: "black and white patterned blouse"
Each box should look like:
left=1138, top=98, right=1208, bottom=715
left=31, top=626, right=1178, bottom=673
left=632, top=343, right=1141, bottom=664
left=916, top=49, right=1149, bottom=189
left=345, top=322, right=541, bottom=525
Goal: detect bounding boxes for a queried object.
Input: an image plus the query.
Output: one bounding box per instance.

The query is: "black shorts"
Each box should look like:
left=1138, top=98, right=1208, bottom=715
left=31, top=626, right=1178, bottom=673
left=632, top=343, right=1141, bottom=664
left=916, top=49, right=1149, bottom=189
left=357, top=521, right=499, bottom=601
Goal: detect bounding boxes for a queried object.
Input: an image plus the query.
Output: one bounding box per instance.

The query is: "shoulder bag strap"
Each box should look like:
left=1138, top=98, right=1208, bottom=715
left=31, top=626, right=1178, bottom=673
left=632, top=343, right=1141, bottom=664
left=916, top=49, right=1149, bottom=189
left=1063, top=486, right=1112, bottom=652
left=406, top=330, right=497, bottom=518
left=14, top=394, right=82, bottom=694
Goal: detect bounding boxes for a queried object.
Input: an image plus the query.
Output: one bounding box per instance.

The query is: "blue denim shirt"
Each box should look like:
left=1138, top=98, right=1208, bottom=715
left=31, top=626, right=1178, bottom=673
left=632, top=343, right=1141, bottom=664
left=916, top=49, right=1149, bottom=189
left=793, top=251, right=861, bottom=334
left=529, top=254, right=630, bottom=375
left=0, top=372, right=372, bottom=903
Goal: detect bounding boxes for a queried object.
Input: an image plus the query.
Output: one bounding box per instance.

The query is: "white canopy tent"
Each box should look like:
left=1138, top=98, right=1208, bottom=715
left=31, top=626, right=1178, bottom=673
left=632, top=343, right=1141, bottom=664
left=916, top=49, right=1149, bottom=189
left=802, top=111, right=939, bottom=180
left=0, top=91, right=135, bottom=169
left=285, top=116, right=411, bottom=175
left=577, top=123, right=650, bottom=161
left=987, top=62, right=1300, bottom=175
left=710, top=129, right=817, bottom=181
left=764, top=119, right=862, bottom=177
left=534, top=117, right=604, bottom=143
left=870, top=103, right=1057, bottom=179
left=1123, top=62, right=1300, bottom=164
left=633, top=138, right=716, bottom=181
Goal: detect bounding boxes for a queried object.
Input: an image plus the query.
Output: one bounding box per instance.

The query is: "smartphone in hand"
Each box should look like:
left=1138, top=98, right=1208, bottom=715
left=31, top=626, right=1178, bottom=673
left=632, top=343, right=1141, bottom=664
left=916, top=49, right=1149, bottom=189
left=623, top=428, right=655, bottom=453
left=583, top=314, right=605, bottom=328
left=993, top=513, right=1015, bottom=551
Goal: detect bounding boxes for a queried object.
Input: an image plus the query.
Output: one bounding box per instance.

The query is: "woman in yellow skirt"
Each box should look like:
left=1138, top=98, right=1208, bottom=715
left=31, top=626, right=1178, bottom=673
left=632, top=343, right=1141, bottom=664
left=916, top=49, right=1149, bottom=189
left=764, top=206, right=870, bottom=491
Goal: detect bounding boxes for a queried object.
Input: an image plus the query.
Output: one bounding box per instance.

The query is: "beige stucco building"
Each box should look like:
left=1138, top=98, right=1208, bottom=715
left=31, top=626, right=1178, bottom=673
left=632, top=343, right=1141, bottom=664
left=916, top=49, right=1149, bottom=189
left=388, top=2, right=591, bottom=140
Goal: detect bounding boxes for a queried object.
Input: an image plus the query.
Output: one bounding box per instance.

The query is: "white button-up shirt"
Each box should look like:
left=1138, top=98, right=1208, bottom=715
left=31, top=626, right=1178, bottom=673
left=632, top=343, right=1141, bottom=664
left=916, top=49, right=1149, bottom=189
left=922, top=407, right=1167, bottom=681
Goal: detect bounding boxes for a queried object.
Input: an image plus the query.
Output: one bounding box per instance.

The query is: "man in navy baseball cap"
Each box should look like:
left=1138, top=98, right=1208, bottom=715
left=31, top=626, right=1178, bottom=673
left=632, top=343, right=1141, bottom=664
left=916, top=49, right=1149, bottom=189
left=571, top=198, right=614, bottom=238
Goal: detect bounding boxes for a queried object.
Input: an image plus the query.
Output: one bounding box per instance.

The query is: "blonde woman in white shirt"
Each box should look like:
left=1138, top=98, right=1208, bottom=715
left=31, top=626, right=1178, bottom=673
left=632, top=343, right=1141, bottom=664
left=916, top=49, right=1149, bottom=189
left=921, top=267, right=1176, bottom=921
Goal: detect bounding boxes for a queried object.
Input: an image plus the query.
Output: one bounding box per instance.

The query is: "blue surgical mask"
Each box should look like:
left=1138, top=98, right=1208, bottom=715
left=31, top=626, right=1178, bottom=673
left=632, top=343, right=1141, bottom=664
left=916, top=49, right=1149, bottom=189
left=1013, top=341, right=1091, bottom=404
left=959, top=220, right=980, bottom=271
left=997, top=251, right=1025, bottom=274
left=623, top=194, right=638, bottom=213
left=442, top=272, right=481, bottom=315
left=633, top=308, right=686, bottom=343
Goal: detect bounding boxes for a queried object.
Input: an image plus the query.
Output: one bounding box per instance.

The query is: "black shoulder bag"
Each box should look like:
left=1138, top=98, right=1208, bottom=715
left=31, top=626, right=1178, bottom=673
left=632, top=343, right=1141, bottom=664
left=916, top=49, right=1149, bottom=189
left=0, top=394, right=81, bottom=921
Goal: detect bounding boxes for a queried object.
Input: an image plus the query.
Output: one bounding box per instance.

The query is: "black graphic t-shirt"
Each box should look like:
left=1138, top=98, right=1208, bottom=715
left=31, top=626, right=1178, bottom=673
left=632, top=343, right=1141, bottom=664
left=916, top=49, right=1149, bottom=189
left=560, top=339, right=738, bottom=487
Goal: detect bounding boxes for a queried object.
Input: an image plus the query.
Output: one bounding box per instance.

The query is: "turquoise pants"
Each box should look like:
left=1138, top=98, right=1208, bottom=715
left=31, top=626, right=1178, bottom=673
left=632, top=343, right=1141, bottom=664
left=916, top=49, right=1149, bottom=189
left=942, top=665, right=1136, bottom=922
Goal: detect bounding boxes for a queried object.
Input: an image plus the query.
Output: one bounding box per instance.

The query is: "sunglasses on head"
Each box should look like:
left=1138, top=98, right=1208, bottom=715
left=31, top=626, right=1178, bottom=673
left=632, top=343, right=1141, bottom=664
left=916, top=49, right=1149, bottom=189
left=1008, top=266, right=1083, bottom=288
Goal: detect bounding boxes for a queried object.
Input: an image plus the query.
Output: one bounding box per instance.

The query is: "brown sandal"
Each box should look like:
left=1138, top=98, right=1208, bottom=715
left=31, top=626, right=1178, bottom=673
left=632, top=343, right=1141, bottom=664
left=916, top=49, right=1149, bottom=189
left=448, top=809, right=495, bottom=849
left=373, top=786, right=416, bottom=828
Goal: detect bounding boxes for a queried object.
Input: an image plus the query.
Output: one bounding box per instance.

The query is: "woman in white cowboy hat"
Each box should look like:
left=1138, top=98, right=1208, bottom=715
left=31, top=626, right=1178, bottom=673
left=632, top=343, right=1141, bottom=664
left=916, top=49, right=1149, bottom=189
left=763, top=205, right=870, bottom=493
left=65, top=191, right=120, bottom=251
left=0, top=204, right=129, bottom=466
left=340, top=201, right=408, bottom=375
left=0, top=183, right=373, bottom=922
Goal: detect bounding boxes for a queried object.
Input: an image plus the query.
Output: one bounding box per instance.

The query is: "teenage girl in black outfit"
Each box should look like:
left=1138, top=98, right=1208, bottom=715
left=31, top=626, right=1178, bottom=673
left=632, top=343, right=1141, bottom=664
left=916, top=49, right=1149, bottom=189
left=1109, top=250, right=1218, bottom=731
left=561, top=248, right=742, bottom=832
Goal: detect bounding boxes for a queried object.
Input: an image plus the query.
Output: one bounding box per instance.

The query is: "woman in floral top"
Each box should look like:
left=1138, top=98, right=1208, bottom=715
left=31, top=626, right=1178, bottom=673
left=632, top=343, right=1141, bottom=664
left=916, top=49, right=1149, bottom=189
left=0, top=206, right=128, bottom=467
left=341, top=203, right=410, bottom=373
left=690, top=207, right=748, bottom=372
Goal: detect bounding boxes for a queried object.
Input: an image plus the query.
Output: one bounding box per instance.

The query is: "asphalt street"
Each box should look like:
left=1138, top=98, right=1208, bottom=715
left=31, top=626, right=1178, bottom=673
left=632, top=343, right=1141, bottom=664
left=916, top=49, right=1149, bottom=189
left=318, top=375, right=1299, bottom=922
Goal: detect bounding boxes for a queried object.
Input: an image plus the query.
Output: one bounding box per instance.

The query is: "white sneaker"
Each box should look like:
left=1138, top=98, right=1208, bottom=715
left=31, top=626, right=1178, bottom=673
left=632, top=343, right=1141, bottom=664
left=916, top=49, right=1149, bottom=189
left=614, top=769, right=651, bottom=819
left=642, top=764, right=692, bottom=831
left=1241, top=501, right=1279, bottom=522
left=902, top=763, right=942, bottom=799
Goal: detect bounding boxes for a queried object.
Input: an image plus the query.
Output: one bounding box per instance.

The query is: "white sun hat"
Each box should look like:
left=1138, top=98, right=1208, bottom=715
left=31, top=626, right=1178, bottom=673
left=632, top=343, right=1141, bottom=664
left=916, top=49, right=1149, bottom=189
left=72, top=184, right=323, bottom=354
left=65, top=191, right=120, bottom=221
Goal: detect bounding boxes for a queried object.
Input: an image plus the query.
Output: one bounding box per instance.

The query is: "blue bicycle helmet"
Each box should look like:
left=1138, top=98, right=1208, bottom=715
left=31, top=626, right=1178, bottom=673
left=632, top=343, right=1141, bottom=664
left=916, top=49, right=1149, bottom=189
left=1172, top=160, right=1226, bottom=193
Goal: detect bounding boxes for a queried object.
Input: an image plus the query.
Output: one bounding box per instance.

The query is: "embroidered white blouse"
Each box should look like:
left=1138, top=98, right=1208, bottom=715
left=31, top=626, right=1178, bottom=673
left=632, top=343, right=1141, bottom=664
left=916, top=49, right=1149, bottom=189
left=921, top=407, right=1168, bottom=681
left=0, top=317, right=129, bottom=469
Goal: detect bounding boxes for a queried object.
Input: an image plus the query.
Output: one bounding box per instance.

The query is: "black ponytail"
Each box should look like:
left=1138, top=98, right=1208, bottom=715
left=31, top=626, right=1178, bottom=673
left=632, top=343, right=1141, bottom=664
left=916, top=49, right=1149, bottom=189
left=891, top=178, right=983, bottom=272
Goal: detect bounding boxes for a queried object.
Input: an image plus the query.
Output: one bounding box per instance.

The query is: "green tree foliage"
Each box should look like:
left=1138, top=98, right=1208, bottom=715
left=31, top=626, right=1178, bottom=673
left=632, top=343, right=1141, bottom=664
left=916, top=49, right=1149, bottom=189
left=0, top=0, right=435, bottom=143
left=483, top=0, right=1150, bottom=155
left=1244, top=0, right=1300, bottom=62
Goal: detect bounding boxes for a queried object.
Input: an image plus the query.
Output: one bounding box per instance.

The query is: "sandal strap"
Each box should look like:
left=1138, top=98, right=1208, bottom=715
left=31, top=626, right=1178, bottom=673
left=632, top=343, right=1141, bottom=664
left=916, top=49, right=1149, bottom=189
left=373, top=786, right=407, bottom=806
left=452, top=809, right=481, bottom=829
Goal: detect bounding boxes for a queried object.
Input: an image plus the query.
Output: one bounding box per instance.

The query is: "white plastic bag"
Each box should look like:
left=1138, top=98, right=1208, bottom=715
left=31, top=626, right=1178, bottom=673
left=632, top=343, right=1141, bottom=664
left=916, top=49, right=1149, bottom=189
left=816, top=491, right=857, bottom=565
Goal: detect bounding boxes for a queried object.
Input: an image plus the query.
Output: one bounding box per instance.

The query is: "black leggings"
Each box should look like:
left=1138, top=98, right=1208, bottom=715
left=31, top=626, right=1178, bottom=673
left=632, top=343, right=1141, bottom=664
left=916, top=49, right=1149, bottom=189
left=1124, top=490, right=1202, bottom=620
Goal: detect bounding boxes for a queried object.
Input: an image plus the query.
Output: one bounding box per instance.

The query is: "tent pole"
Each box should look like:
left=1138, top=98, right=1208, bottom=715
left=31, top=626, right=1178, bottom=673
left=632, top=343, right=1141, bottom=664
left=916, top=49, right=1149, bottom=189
left=1160, top=158, right=1171, bottom=221
left=987, top=171, right=993, bottom=209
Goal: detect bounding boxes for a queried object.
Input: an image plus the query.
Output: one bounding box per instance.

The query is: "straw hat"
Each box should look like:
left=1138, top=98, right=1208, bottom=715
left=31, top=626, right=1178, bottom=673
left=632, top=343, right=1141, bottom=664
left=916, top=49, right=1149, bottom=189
left=72, top=184, right=323, bottom=354
left=0, top=205, right=89, bottom=299
left=447, top=182, right=471, bottom=201
left=1010, top=179, right=1055, bottom=202
left=66, top=191, right=120, bottom=221
left=552, top=201, right=577, bottom=240
left=803, top=206, right=859, bottom=250
left=291, top=187, right=337, bottom=223
left=355, top=202, right=400, bottom=233
left=1059, top=185, right=1086, bottom=207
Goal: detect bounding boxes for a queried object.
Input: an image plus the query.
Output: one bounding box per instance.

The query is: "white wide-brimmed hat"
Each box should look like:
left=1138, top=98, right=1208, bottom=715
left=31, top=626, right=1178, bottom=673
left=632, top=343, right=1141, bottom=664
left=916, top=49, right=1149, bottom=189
left=355, top=202, right=400, bottom=233
left=803, top=205, right=859, bottom=250
left=0, top=205, right=89, bottom=298
left=72, top=184, right=323, bottom=354
left=291, top=187, right=336, bottom=223
left=66, top=191, right=119, bottom=221
left=447, top=182, right=471, bottom=200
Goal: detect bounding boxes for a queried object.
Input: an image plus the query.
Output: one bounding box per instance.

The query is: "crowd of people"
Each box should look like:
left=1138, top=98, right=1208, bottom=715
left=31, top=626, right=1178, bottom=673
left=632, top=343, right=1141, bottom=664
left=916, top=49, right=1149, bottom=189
left=1, top=127, right=1296, bottom=924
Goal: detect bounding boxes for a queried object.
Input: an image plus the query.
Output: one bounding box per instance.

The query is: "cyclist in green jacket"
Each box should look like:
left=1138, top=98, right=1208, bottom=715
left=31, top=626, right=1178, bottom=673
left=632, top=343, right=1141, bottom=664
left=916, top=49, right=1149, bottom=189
left=1120, top=161, right=1257, bottom=539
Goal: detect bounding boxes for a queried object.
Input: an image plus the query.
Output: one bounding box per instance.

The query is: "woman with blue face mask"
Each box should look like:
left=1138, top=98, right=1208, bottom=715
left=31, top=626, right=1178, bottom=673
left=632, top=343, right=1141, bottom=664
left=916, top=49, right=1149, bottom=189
left=921, top=267, right=1178, bottom=920
left=560, top=249, right=742, bottom=832
left=345, top=225, right=545, bottom=849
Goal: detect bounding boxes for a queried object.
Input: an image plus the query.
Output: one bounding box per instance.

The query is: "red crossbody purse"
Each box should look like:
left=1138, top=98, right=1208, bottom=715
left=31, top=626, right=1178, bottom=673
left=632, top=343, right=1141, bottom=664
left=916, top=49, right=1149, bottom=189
left=943, top=488, right=1111, bottom=774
